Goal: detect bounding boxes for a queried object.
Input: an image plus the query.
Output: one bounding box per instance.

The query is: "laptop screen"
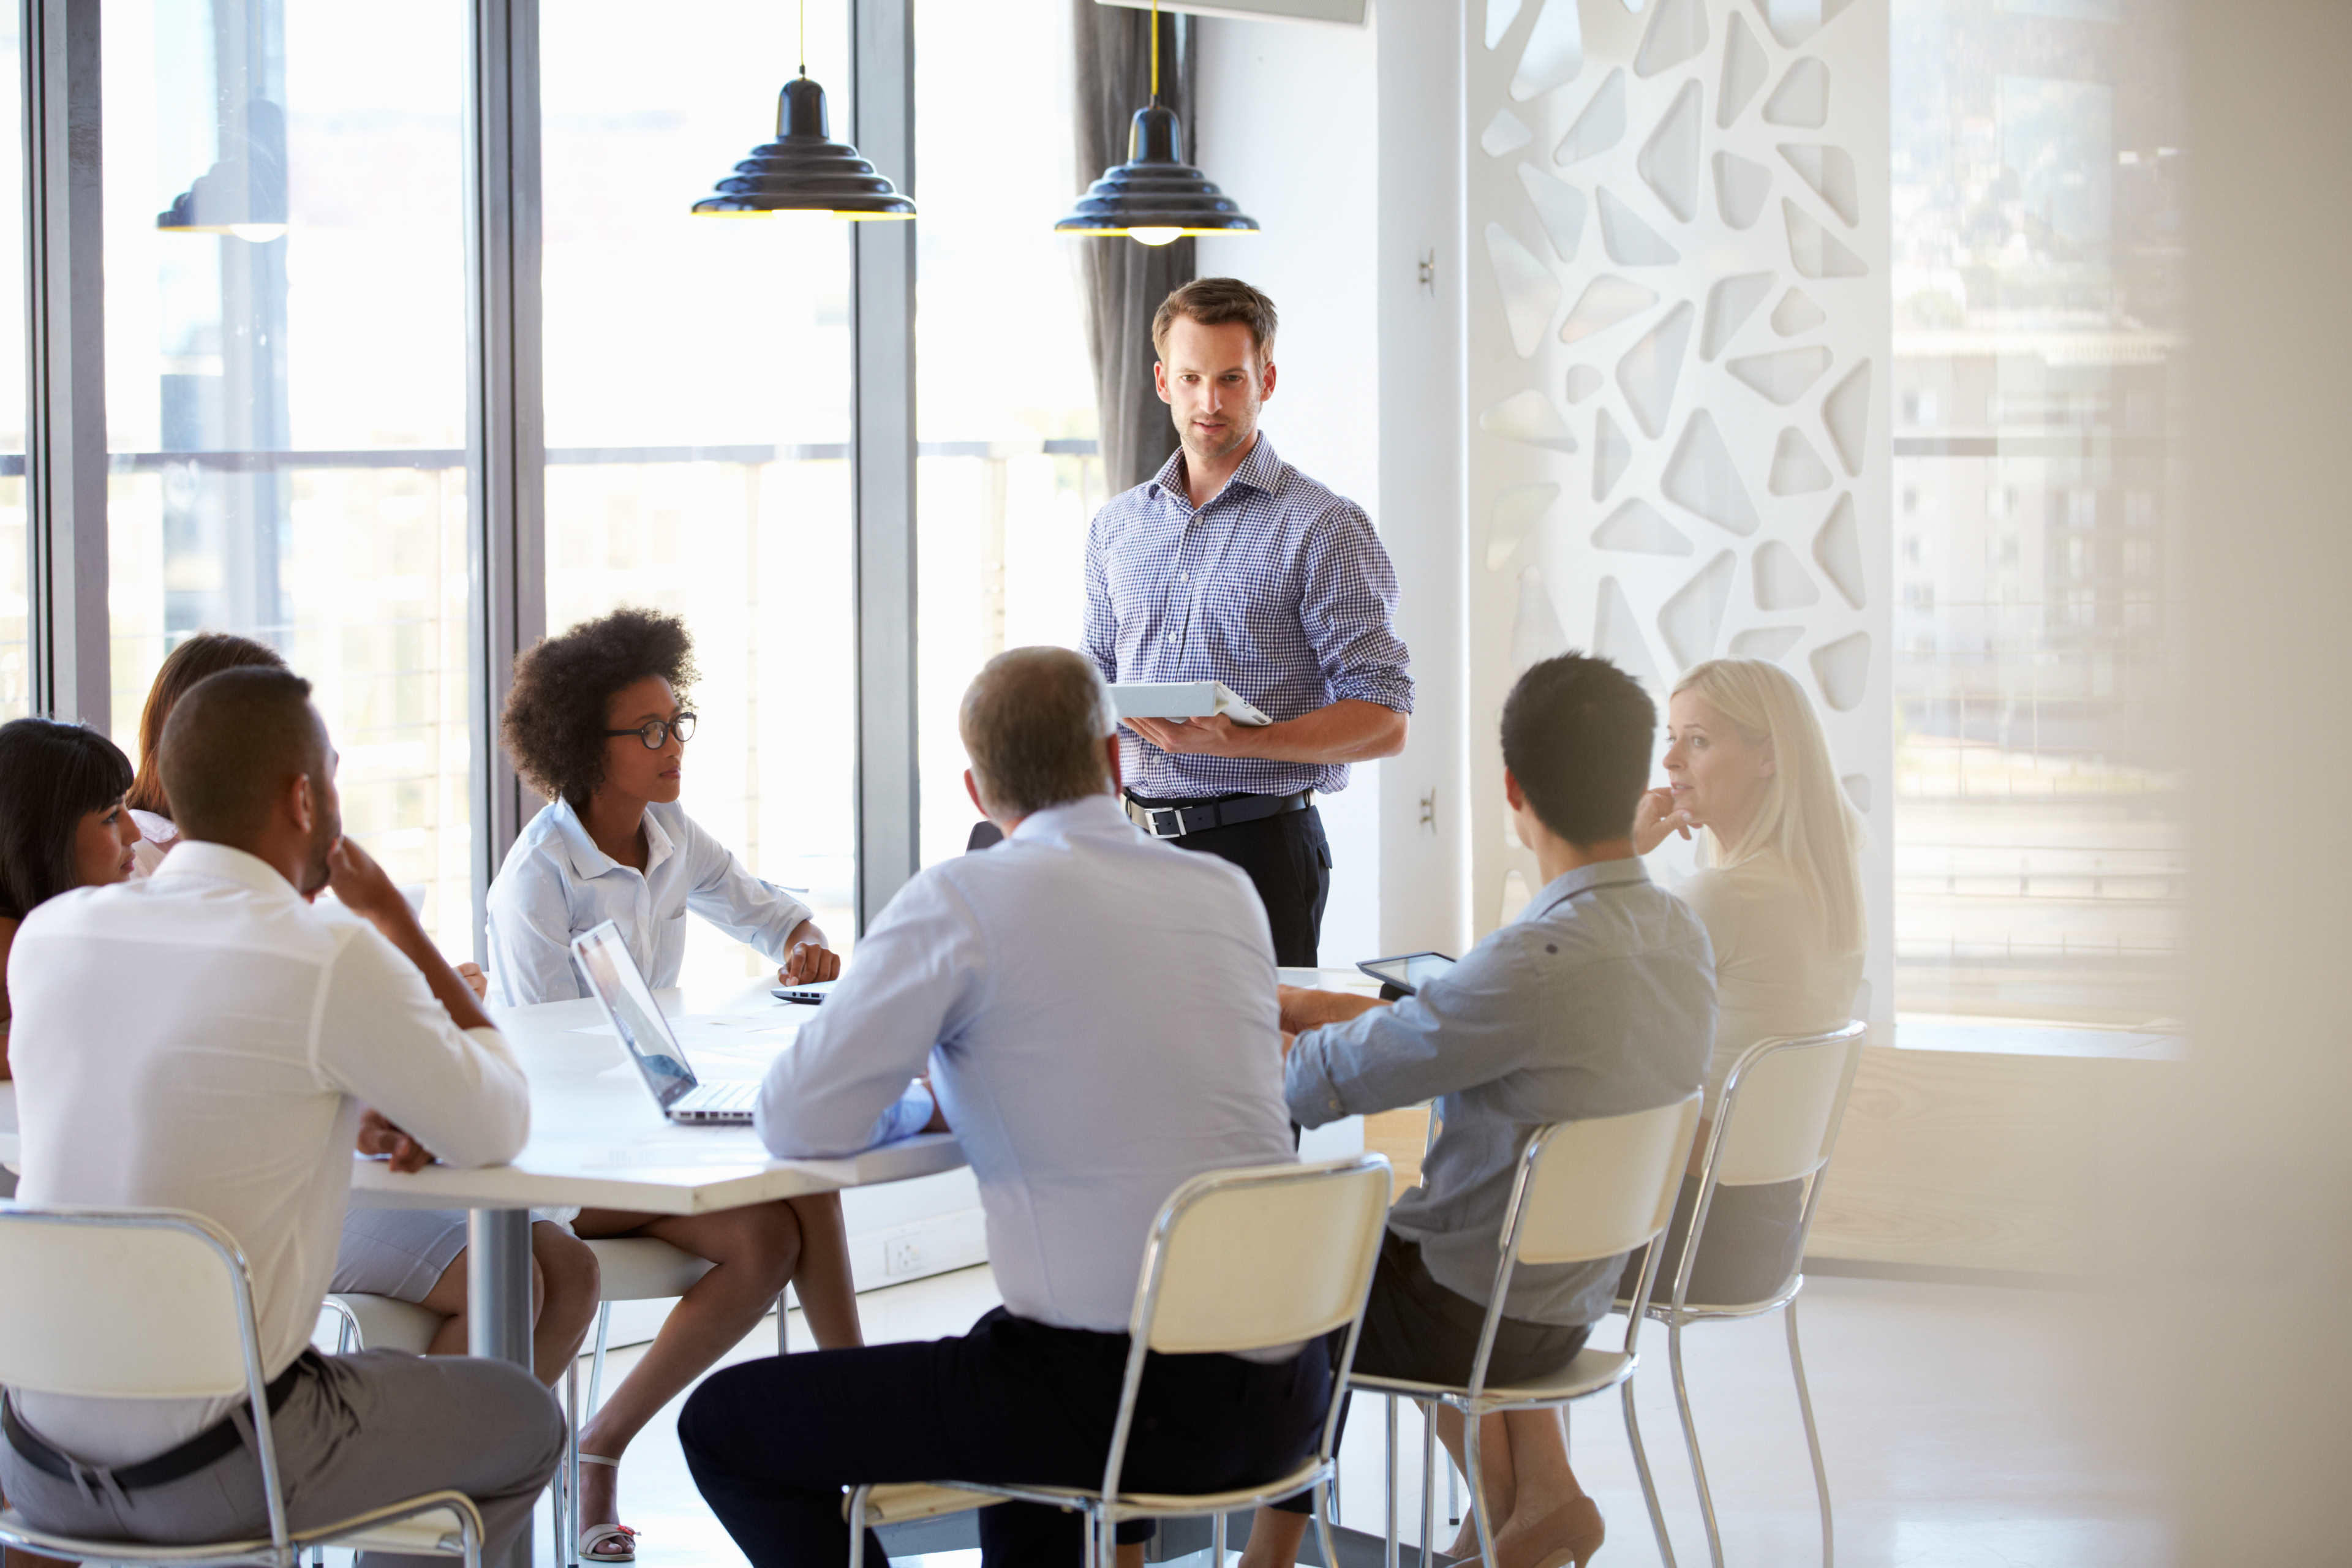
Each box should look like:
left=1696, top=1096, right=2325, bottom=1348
left=571, top=921, right=699, bottom=1112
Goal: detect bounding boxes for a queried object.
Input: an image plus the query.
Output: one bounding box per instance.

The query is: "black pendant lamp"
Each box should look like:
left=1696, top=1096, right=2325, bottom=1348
left=159, top=99, right=288, bottom=243
left=1057, top=0, right=1257, bottom=246
left=692, top=2, right=914, bottom=220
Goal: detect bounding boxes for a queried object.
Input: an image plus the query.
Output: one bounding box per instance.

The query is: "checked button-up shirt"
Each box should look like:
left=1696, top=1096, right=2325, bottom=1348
left=1082, top=435, right=1414, bottom=801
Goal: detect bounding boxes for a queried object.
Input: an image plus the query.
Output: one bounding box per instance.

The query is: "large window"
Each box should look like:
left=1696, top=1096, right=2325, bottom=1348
left=0, top=10, right=23, bottom=720
left=102, top=0, right=473, bottom=949
left=913, top=0, right=1104, bottom=867
left=1890, top=0, right=2185, bottom=1032
left=541, top=0, right=859, bottom=983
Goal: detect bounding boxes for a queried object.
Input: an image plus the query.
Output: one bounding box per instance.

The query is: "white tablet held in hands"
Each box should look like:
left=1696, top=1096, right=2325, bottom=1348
left=1110, top=680, right=1272, bottom=727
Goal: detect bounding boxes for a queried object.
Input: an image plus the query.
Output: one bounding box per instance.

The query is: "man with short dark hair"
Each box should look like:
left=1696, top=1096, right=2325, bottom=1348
left=1237, top=652, right=1716, bottom=1568
left=1084, top=276, right=1412, bottom=964
left=1, top=666, right=562, bottom=1568
left=682, top=646, right=1324, bottom=1568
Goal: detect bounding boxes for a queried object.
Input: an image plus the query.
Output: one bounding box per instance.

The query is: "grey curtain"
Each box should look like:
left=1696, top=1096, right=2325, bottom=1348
left=1072, top=1, right=1196, bottom=494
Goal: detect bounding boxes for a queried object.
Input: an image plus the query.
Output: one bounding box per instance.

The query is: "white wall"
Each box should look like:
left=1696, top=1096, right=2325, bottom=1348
left=1195, top=1, right=1474, bottom=967
left=1195, top=12, right=1389, bottom=968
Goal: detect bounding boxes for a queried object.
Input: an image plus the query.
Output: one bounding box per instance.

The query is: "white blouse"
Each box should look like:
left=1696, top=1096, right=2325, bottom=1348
left=1673, top=847, right=1864, bottom=1117
left=128, top=807, right=178, bottom=878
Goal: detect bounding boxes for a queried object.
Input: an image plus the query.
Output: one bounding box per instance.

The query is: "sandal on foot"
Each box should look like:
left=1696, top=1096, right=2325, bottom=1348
left=575, top=1453, right=638, bottom=1563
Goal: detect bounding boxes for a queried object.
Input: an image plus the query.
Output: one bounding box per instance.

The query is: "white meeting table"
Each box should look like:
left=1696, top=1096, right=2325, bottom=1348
left=0, top=980, right=963, bottom=1568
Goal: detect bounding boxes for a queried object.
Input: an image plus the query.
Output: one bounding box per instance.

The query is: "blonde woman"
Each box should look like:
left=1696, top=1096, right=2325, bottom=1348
left=1631, top=656, right=1866, bottom=1303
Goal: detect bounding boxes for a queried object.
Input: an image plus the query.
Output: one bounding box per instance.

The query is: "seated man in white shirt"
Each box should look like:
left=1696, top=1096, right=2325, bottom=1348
left=0, top=666, right=563, bottom=1568
left=679, top=646, right=1323, bottom=1568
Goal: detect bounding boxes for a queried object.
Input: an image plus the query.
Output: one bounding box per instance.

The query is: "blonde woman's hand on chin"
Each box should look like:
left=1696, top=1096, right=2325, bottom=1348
left=1633, top=786, right=1695, bottom=855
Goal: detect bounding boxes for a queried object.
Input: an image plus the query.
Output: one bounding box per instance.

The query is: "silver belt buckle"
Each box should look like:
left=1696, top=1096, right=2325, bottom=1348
left=1127, top=799, right=1186, bottom=839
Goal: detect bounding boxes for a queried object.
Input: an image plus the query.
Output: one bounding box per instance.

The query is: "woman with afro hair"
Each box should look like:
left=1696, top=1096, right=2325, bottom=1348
left=476, top=606, right=910, bottom=1564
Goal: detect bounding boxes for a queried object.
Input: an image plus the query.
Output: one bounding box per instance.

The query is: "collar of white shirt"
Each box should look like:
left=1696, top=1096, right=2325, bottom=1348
left=546, top=795, right=679, bottom=882
left=149, top=839, right=308, bottom=904
left=1005, top=791, right=1136, bottom=846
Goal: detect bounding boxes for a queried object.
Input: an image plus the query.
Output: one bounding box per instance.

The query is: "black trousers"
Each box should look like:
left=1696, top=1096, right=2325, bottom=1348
left=679, top=1306, right=1332, bottom=1567
left=1271, top=1232, right=1593, bottom=1513
left=1147, top=799, right=1331, bottom=967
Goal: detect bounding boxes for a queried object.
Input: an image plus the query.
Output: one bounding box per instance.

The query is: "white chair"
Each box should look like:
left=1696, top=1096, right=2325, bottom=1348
left=845, top=1153, right=1395, bottom=1568
left=1621, top=1023, right=1866, bottom=1568
left=1350, top=1093, right=1705, bottom=1568
left=0, top=1204, right=485, bottom=1568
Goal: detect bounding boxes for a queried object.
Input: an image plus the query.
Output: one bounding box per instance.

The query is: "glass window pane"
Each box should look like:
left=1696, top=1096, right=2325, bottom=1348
left=1891, top=0, right=2186, bottom=1030
left=914, top=0, right=1102, bottom=867
left=102, top=0, right=473, bottom=948
left=0, top=10, right=24, bottom=719
left=541, top=1, right=858, bottom=984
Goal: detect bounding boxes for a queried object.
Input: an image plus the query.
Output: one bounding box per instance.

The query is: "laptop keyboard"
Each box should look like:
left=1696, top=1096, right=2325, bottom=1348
left=675, top=1079, right=760, bottom=1116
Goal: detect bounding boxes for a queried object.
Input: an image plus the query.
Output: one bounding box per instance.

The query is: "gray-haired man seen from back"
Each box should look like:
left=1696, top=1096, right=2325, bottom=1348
left=1, top=666, right=562, bottom=1568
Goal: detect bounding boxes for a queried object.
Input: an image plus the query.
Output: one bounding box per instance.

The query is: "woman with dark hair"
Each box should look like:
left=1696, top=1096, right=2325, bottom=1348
left=121, top=633, right=285, bottom=875
left=0, top=719, right=140, bottom=1069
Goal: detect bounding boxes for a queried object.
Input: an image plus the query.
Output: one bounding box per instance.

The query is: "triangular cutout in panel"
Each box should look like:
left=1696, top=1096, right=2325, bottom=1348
left=1485, top=221, right=1562, bottom=358
left=1772, top=287, right=1826, bottom=336
left=1479, top=390, right=1578, bottom=455
left=1729, top=625, right=1804, bottom=661
left=1555, top=67, right=1626, bottom=165
left=1597, top=186, right=1681, bottom=266
left=1616, top=301, right=1694, bottom=439
left=1513, top=567, right=1571, bottom=674
left=1635, top=0, right=1710, bottom=78
left=1813, top=491, right=1868, bottom=606
left=1714, top=150, right=1773, bottom=230
left=1763, top=58, right=1830, bottom=129
left=1659, top=549, right=1736, bottom=669
left=1728, top=344, right=1834, bottom=405
left=1637, top=81, right=1705, bottom=224
left=1779, top=143, right=1860, bottom=227
left=1510, top=0, right=1584, bottom=101
left=1752, top=540, right=1821, bottom=609
left=1559, top=274, right=1657, bottom=345
left=1485, top=481, right=1561, bottom=570
left=1482, top=107, right=1534, bottom=158
left=1661, top=410, right=1761, bottom=536
left=1517, top=164, right=1588, bottom=263
left=1596, top=576, right=1664, bottom=687
left=1593, top=498, right=1694, bottom=556
left=1822, top=358, right=1873, bottom=475
left=1809, top=630, right=1869, bottom=711
left=1565, top=364, right=1605, bottom=404
left=1769, top=426, right=1833, bottom=494
left=1485, top=0, right=1526, bottom=51
left=1718, top=10, right=1769, bottom=127
left=1753, top=0, right=1822, bottom=48
left=1700, top=271, right=1775, bottom=362
left=1784, top=199, right=1869, bottom=277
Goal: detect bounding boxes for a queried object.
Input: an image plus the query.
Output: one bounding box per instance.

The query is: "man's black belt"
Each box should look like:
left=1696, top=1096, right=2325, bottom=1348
left=3, top=1348, right=314, bottom=1491
left=1125, top=789, right=1311, bottom=840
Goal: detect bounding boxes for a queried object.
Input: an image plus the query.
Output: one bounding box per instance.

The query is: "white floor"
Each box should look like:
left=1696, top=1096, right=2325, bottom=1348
left=510, top=1263, right=2166, bottom=1568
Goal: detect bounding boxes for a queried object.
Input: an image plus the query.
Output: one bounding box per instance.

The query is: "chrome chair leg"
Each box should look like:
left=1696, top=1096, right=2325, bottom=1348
left=1385, top=1393, right=1400, bottom=1568
left=777, top=1289, right=789, bottom=1355
left=846, top=1483, right=873, bottom=1568
left=1447, top=1433, right=1458, bottom=1526
left=1313, top=1479, right=1342, bottom=1568
left=1623, top=1373, right=1680, bottom=1568
left=1419, top=1401, right=1436, bottom=1567
left=1668, top=1321, right=1725, bottom=1568
left=1787, top=1298, right=1833, bottom=1568
left=586, top=1302, right=611, bottom=1413
left=1213, top=1508, right=1227, bottom=1563
left=1465, top=1412, right=1500, bottom=1568
left=564, top=1358, right=581, bottom=1568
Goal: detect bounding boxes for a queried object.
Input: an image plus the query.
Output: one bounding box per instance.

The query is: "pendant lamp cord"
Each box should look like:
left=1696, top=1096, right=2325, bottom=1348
left=1149, top=0, right=1160, bottom=105
left=798, top=0, right=807, bottom=77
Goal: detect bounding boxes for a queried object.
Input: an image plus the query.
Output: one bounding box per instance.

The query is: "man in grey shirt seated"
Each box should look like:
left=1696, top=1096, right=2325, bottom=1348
left=1242, top=653, right=1714, bottom=1568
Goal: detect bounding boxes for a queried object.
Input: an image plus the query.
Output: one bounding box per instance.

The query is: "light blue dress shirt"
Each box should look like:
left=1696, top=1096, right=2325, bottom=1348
left=756, top=793, right=1300, bottom=1333
left=1284, top=858, right=1716, bottom=1327
left=484, top=797, right=816, bottom=1006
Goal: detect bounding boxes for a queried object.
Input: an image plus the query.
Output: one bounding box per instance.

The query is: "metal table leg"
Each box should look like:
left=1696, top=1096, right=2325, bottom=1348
left=470, top=1207, right=536, bottom=1568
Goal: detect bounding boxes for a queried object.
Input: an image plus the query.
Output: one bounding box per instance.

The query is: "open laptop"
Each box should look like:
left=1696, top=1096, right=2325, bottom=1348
left=570, top=921, right=760, bottom=1125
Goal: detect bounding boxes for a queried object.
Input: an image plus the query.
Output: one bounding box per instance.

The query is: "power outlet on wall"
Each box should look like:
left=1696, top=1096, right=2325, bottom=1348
left=885, top=1236, right=925, bottom=1277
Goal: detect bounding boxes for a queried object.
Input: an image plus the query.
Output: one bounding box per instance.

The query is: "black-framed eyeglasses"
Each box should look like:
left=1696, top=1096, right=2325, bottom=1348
left=605, top=712, right=696, bottom=749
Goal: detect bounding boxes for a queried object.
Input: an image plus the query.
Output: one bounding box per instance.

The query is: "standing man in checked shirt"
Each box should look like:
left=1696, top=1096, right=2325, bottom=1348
left=1083, top=277, right=1413, bottom=965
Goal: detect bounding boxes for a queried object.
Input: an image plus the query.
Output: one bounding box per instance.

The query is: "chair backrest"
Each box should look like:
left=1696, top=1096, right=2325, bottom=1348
left=0, top=1206, right=259, bottom=1399
left=1710, top=1023, right=1867, bottom=1188
left=1509, top=1095, right=1703, bottom=1266
left=1137, top=1155, right=1393, bottom=1356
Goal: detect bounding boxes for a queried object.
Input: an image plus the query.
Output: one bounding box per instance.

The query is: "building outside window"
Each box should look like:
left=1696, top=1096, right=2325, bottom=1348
left=1890, top=0, right=2186, bottom=1039
left=102, top=0, right=474, bottom=949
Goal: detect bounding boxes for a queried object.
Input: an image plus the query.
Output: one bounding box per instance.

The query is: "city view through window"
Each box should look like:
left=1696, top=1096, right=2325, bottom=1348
left=1890, top=0, right=2186, bottom=1036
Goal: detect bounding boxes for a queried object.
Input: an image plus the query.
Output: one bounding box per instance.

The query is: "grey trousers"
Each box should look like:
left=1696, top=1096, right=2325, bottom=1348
left=0, top=1349, right=564, bottom=1568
